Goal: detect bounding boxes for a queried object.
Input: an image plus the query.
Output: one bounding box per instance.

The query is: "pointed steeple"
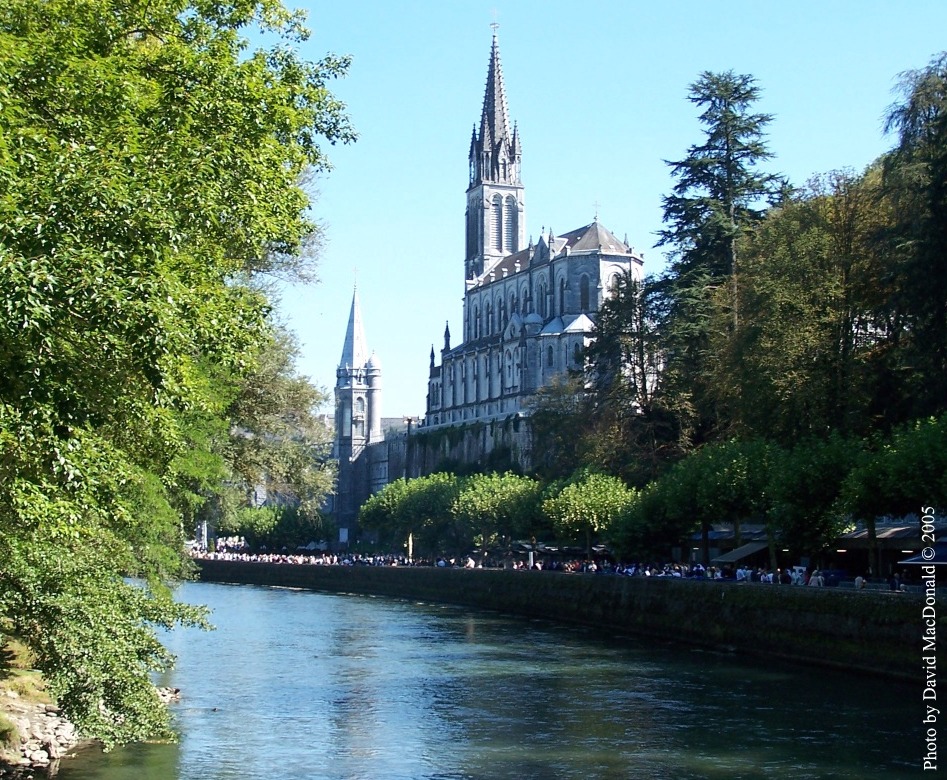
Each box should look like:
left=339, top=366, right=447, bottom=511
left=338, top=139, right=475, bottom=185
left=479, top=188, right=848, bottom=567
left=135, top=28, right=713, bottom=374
left=469, top=32, right=520, bottom=186
left=338, top=287, right=368, bottom=372
left=481, top=34, right=511, bottom=154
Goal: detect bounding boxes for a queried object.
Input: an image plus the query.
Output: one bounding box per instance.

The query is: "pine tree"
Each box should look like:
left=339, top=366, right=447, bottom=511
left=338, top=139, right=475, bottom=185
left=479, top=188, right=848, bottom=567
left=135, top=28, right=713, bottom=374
left=656, top=71, right=782, bottom=445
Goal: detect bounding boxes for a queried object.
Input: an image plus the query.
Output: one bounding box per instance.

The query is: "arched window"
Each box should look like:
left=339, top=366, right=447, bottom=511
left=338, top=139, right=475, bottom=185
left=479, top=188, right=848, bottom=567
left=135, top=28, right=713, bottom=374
left=474, top=305, right=480, bottom=339
left=538, top=281, right=547, bottom=318
left=546, top=346, right=554, bottom=368
left=573, top=343, right=582, bottom=364
left=505, top=350, right=513, bottom=385
left=492, top=195, right=503, bottom=251
left=486, top=301, right=493, bottom=335
left=355, top=397, right=365, bottom=415
left=580, top=275, right=590, bottom=311
left=504, top=196, right=517, bottom=252
left=559, top=277, right=566, bottom=314
left=498, top=297, right=506, bottom=330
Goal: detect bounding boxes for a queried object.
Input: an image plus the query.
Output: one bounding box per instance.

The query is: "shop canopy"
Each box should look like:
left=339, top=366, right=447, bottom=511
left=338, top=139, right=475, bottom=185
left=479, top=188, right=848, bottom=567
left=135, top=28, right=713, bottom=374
left=711, top=541, right=769, bottom=564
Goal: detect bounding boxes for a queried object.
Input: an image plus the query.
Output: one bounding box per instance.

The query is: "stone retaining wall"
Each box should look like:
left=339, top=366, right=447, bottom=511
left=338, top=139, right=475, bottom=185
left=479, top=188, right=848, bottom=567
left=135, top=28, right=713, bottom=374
left=197, top=560, right=932, bottom=680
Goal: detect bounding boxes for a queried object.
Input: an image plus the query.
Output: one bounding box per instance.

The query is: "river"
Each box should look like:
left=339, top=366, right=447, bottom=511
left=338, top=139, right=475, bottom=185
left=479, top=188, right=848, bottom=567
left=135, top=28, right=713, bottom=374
left=55, top=580, right=917, bottom=779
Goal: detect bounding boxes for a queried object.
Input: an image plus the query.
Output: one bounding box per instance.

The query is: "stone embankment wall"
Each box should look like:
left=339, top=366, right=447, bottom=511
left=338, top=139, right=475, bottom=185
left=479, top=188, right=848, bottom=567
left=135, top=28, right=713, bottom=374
left=197, top=560, right=930, bottom=680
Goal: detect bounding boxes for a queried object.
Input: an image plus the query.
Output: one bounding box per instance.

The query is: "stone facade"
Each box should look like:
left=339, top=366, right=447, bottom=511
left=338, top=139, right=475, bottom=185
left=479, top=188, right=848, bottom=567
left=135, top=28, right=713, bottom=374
left=424, top=34, right=643, bottom=431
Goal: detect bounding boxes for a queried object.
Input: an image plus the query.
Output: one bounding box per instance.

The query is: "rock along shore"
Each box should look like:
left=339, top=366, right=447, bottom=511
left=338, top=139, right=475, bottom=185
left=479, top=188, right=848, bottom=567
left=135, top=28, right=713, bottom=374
left=0, top=691, right=81, bottom=778
left=0, top=687, right=180, bottom=778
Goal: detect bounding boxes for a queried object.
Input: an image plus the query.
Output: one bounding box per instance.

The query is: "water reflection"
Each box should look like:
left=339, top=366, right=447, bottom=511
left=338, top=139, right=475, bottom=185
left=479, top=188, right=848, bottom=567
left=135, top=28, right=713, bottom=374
left=56, top=582, right=916, bottom=780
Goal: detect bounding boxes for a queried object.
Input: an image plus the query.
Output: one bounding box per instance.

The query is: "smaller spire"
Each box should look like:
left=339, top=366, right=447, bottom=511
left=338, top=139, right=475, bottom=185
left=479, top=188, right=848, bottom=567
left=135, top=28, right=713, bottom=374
left=443, top=321, right=451, bottom=352
left=338, top=287, right=369, bottom=373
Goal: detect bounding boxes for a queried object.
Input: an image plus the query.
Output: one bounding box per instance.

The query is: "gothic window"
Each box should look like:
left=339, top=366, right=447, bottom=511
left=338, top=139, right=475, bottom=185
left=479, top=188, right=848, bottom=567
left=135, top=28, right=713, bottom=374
left=505, top=350, right=513, bottom=386
left=609, top=273, right=621, bottom=294
left=538, top=281, right=547, bottom=318
left=474, top=305, right=480, bottom=339
left=498, top=297, right=506, bottom=330
left=546, top=346, right=553, bottom=368
left=492, top=195, right=503, bottom=251
left=559, top=277, right=566, bottom=314
left=486, top=301, right=493, bottom=335
left=580, top=275, right=590, bottom=311
left=520, top=284, right=529, bottom=313
left=355, top=397, right=365, bottom=416
left=340, top=398, right=351, bottom=437
left=573, top=343, right=582, bottom=365
left=504, top=196, right=517, bottom=252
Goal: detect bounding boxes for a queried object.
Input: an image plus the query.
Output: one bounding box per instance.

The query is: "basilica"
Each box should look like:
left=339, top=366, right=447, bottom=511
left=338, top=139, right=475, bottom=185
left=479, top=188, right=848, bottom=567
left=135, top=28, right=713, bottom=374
left=423, top=34, right=643, bottom=429
left=329, top=33, right=644, bottom=540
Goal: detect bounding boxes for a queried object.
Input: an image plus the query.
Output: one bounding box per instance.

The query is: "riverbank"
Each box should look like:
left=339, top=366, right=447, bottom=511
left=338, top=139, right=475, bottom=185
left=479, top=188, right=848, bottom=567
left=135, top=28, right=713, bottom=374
left=197, top=559, right=936, bottom=680
left=0, top=693, right=80, bottom=778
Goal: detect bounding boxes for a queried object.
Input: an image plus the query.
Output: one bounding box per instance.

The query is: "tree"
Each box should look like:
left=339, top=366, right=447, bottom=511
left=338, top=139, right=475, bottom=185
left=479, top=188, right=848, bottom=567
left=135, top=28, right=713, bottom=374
left=543, top=472, right=636, bottom=558
left=225, top=328, right=336, bottom=521
left=656, top=71, right=782, bottom=445
left=451, top=472, right=542, bottom=560
left=766, top=434, right=859, bottom=564
left=526, top=373, right=586, bottom=480
left=358, top=474, right=460, bottom=559
left=882, top=52, right=947, bottom=419
left=839, top=415, right=947, bottom=574
left=715, top=170, right=893, bottom=440
left=0, top=0, right=353, bottom=746
left=583, top=271, right=682, bottom=484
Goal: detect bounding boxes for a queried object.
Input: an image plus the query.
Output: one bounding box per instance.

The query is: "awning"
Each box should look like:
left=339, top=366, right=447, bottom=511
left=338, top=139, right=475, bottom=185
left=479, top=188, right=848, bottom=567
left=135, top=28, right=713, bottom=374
left=711, top=541, right=769, bottom=564
left=900, top=541, right=947, bottom=565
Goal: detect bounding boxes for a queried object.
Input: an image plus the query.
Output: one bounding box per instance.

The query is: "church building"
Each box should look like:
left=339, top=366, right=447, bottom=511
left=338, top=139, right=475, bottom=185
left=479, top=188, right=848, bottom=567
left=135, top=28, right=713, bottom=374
left=424, top=34, right=643, bottom=429
left=331, top=288, right=385, bottom=541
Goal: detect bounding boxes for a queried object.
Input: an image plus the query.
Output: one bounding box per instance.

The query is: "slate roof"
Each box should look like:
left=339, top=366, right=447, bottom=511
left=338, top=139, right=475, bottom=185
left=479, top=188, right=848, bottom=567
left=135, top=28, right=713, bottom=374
left=472, top=221, right=635, bottom=290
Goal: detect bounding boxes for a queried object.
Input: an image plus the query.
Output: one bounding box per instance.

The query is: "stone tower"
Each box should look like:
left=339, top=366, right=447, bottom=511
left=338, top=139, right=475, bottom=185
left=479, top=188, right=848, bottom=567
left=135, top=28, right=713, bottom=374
left=333, top=288, right=382, bottom=541
left=465, top=33, right=526, bottom=281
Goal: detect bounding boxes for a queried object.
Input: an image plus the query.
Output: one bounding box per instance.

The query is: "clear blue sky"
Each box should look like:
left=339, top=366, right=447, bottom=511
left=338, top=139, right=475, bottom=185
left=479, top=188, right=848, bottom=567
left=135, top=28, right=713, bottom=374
left=272, top=1, right=947, bottom=419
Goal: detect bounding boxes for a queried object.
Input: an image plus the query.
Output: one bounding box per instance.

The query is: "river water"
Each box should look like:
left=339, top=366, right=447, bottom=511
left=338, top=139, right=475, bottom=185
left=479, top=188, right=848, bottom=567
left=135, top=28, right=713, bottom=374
left=55, top=580, right=917, bottom=779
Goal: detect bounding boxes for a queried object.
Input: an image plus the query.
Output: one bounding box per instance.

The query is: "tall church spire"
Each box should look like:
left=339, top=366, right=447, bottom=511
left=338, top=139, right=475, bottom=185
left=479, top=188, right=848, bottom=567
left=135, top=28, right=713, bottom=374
left=338, top=287, right=368, bottom=373
left=470, top=33, right=520, bottom=186
left=465, top=31, right=526, bottom=279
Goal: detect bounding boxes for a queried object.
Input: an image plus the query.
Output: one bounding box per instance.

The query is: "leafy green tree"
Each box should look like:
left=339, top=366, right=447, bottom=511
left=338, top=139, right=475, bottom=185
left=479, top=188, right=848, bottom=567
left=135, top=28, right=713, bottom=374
left=882, top=53, right=947, bottom=419
left=766, top=434, right=859, bottom=563
left=451, top=472, right=542, bottom=559
left=219, top=503, right=330, bottom=552
left=401, top=473, right=462, bottom=558
left=359, top=474, right=460, bottom=559
left=526, top=373, right=586, bottom=480
left=839, top=415, right=947, bottom=574
left=543, top=472, right=636, bottom=557
left=225, top=328, right=336, bottom=521
left=0, top=0, right=353, bottom=746
left=583, top=271, right=683, bottom=484
left=716, top=170, right=891, bottom=440
left=358, top=478, right=415, bottom=553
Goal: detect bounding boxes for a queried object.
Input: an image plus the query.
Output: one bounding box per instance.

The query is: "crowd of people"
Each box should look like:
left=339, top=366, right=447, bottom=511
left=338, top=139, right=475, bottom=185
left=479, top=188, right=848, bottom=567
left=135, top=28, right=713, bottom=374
left=191, top=544, right=891, bottom=588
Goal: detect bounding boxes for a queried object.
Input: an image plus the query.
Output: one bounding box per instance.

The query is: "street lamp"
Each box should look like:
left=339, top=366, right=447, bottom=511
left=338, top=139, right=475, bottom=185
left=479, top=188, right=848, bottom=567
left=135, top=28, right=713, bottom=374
left=403, top=416, right=418, bottom=564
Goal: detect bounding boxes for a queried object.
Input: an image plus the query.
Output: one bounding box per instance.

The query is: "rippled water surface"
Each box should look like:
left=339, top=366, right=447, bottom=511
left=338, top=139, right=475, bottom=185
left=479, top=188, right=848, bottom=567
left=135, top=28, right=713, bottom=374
left=56, top=581, right=917, bottom=779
